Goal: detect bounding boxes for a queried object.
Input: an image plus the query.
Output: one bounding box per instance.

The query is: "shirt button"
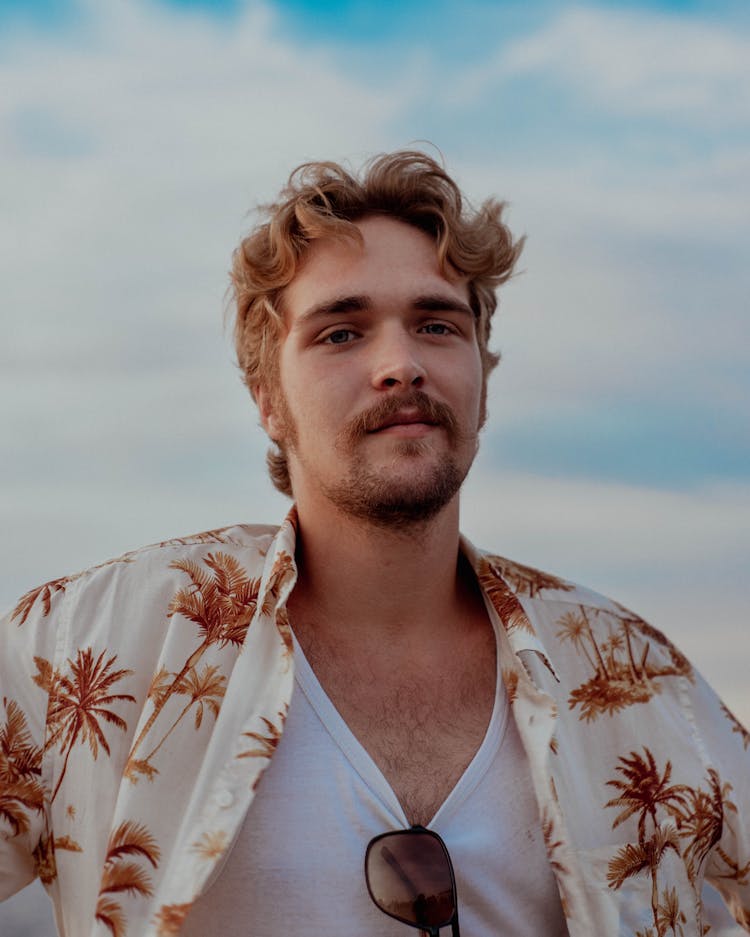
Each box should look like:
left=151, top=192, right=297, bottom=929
left=216, top=790, right=234, bottom=809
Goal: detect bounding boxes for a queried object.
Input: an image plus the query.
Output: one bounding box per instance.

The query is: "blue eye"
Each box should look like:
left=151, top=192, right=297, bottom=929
left=421, top=323, right=451, bottom=335
left=325, top=329, right=354, bottom=344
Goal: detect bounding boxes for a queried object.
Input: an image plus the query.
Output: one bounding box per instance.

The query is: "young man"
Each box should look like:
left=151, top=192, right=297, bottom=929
left=1, top=152, right=748, bottom=937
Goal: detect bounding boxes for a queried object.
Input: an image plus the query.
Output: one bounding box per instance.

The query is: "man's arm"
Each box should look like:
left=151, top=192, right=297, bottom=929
left=691, top=667, right=750, bottom=931
left=0, top=579, right=65, bottom=900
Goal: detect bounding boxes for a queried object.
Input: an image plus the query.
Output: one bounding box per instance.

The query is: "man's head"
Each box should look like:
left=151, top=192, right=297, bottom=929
left=230, top=150, right=523, bottom=499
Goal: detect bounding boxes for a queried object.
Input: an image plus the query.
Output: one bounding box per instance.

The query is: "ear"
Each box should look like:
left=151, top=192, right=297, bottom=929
left=255, top=384, right=284, bottom=442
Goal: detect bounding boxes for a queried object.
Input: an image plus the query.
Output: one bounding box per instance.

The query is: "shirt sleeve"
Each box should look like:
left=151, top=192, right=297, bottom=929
left=0, top=580, right=65, bottom=900
left=689, top=666, right=750, bottom=932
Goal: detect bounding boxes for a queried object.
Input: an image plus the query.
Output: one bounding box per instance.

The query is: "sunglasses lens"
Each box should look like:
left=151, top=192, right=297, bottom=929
left=365, top=829, right=456, bottom=928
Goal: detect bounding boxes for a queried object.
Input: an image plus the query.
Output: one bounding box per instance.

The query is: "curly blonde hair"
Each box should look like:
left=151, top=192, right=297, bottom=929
left=230, top=150, right=524, bottom=497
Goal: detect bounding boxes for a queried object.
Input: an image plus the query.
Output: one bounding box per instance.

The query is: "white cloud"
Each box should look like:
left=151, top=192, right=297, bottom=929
left=1, top=0, right=746, bottom=569
left=462, top=468, right=749, bottom=578
left=451, top=4, right=750, bottom=128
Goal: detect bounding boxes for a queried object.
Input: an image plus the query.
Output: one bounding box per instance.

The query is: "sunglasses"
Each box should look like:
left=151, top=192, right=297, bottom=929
left=364, top=825, right=461, bottom=936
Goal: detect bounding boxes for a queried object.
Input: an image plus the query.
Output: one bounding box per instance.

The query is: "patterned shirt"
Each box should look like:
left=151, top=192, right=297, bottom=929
left=1, top=508, right=748, bottom=936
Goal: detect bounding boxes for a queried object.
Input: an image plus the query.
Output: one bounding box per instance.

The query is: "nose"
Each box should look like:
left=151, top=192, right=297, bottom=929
left=371, top=331, right=426, bottom=390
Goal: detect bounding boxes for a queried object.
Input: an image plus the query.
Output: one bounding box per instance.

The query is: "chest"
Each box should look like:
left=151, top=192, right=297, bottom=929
left=182, top=669, right=570, bottom=937
left=302, top=637, right=497, bottom=825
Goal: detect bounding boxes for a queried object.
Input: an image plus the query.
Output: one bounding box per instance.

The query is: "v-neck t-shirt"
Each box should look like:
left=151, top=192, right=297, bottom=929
left=183, top=607, right=568, bottom=937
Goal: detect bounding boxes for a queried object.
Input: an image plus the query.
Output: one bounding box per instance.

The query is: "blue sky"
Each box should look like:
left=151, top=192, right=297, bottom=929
left=3, top=0, right=749, bottom=48
left=1, top=0, right=747, bottom=650
left=0, top=1, right=748, bottom=930
left=0, top=0, right=747, bottom=575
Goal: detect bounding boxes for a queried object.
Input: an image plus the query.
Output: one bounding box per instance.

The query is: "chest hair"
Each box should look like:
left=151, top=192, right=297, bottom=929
left=298, top=625, right=497, bottom=826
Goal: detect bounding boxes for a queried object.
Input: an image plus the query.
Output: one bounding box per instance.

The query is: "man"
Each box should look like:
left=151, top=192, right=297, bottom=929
left=1, top=151, right=748, bottom=936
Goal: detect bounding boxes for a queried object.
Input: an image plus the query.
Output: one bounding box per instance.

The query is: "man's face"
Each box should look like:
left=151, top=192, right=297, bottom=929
left=258, top=214, right=484, bottom=527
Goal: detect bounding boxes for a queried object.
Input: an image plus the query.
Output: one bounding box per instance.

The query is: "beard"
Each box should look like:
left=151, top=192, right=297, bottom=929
left=274, top=388, right=479, bottom=530
left=322, top=390, right=477, bottom=530
left=323, top=444, right=466, bottom=530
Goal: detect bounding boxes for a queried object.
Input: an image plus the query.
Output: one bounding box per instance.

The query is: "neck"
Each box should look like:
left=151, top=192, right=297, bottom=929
left=288, top=495, right=472, bottom=649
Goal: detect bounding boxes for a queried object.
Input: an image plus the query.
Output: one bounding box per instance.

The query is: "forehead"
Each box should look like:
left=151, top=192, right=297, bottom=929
left=282, top=215, right=469, bottom=319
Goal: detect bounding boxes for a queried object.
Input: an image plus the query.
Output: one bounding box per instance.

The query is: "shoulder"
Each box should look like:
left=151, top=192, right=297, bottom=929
left=474, top=549, right=628, bottom=620
left=6, top=522, right=281, bottom=630
left=473, top=547, right=694, bottom=693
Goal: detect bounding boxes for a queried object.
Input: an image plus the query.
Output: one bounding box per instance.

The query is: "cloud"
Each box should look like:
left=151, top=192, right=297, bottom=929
left=1, top=0, right=746, bottom=547
left=462, top=468, right=749, bottom=580
left=450, top=5, right=750, bottom=129
left=1, top=0, right=404, bottom=298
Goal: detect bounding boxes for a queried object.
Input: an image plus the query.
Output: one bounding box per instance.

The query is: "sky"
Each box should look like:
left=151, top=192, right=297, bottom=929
left=0, top=0, right=748, bottom=931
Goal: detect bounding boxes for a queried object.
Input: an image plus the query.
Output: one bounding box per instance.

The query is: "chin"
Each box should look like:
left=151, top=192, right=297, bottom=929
left=325, top=456, right=468, bottom=530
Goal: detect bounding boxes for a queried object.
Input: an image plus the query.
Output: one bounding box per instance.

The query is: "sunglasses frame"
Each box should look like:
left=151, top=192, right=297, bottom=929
left=364, top=825, right=461, bottom=937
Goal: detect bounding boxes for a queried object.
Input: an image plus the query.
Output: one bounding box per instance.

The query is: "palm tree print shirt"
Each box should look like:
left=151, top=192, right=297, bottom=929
left=1, top=509, right=748, bottom=936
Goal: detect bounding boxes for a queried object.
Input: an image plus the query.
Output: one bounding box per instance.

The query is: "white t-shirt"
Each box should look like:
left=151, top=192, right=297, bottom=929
left=183, top=621, right=568, bottom=936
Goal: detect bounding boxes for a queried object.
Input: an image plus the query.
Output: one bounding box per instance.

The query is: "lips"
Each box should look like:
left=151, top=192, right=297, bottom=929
left=342, top=391, right=458, bottom=445
left=369, top=410, right=438, bottom=432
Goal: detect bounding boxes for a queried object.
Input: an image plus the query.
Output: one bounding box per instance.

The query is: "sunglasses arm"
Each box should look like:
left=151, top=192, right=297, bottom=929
left=418, top=922, right=460, bottom=937
left=417, top=913, right=461, bottom=937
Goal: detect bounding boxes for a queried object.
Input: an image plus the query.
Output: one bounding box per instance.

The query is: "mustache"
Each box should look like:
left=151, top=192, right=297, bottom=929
left=341, top=391, right=460, bottom=444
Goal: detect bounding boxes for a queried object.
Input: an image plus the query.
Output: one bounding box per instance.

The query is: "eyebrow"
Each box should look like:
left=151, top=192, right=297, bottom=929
left=412, top=294, right=476, bottom=318
left=297, top=295, right=372, bottom=324
left=297, top=292, right=475, bottom=325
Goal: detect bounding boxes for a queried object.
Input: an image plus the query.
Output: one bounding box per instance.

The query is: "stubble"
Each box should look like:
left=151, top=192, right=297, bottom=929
left=324, top=391, right=476, bottom=530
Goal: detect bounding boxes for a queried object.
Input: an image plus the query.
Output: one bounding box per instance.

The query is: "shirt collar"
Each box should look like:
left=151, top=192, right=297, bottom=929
left=264, top=509, right=559, bottom=685
left=259, top=506, right=300, bottom=615
left=461, top=534, right=560, bottom=684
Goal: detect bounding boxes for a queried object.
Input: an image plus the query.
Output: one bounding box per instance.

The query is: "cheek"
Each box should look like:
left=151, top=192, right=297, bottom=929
left=278, top=372, right=339, bottom=442
left=456, top=353, right=483, bottom=411
left=464, top=376, right=486, bottom=433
